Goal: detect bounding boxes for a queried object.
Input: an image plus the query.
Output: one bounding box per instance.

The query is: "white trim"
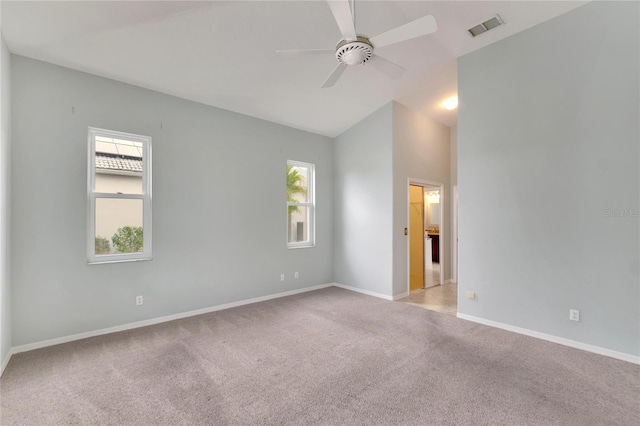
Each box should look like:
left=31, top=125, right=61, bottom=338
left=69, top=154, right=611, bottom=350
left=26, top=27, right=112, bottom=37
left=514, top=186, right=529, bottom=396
left=286, top=160, right=315, bottom=249
left=7, top=285, right=636, bottom=372
left=452, top=185, right=458, bottom=284
left=407, top=178, right=445, bottom=292
left=332, top=283, right=394, bottom=300
left=392, top=291, right=410, bottom=300
left=444, top=279, right=456, bottom=285
left=10, top=284, right=332, bottom=356
left=457, top=313, right=640, bottom=365
left=91, top=192, right=144, bottom=200
left=1, top=348, right=14, bottom=377
left=87, top=127, right=152, bottom=264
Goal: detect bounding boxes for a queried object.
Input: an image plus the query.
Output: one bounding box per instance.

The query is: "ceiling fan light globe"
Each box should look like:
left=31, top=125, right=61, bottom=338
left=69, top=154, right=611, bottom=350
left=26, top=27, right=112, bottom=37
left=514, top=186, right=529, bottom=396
left=343, top=50, right=366, bottom=65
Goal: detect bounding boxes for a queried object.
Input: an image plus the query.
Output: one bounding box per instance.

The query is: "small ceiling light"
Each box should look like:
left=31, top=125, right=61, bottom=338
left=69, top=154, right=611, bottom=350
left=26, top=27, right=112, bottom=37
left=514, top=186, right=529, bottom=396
left=442, top=96, right=458, bottom=110
left=426, top=191, right=440, bottom=204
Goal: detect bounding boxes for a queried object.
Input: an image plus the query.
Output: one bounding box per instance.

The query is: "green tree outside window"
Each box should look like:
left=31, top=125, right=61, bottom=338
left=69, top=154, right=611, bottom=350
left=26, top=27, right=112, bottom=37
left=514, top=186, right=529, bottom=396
left=111, top=226, right=144, bottom=253
left=287, top=164, right=307, bottom=214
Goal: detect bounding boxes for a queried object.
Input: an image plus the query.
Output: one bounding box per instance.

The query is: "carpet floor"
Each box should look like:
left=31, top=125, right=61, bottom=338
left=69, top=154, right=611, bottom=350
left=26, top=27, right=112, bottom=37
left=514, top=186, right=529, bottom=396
left=1, top=287, right=638, bottom=425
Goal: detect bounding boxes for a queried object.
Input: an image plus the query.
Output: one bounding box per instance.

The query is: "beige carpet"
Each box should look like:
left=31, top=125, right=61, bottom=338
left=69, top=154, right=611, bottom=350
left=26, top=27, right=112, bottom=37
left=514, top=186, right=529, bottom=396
left=1, top=287, right=638, bottom=425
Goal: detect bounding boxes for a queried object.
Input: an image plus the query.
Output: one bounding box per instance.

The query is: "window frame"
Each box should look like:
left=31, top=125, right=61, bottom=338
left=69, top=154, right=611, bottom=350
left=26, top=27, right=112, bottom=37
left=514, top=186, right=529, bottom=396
left=87, top=127, right=152, bottom=264
left=286, top=160, right=315, bottom=249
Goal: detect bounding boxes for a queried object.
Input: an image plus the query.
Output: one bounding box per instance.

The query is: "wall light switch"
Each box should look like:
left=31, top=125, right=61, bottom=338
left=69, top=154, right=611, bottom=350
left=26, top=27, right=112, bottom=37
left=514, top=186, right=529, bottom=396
left=465, top=291, right=475, bottom=300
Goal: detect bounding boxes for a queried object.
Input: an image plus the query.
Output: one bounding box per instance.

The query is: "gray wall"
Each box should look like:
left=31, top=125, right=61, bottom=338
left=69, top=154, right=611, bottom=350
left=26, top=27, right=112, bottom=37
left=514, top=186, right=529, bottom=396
left=334, top=103, right=394, bottom=296
left=0, top=34, right=11, bottom=367
left=333, top=101, right=451, bottom=298
left=11, top=56, right=334, bottom=346
left=392, top=102, right=450, bottom=296
left=457, top=1, right=639, bottom=356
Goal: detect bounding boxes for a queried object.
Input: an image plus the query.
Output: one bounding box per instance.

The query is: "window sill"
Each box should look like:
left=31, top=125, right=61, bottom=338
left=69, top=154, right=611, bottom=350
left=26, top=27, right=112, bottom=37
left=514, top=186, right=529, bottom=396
left=287, top=244, right=315, bottom=250
left=88, top=256, right=152, bottom=265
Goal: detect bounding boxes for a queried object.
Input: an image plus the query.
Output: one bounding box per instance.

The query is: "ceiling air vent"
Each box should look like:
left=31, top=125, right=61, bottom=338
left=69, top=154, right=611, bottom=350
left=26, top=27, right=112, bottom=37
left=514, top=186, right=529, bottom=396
left=468, top=14, right=504, bottom=37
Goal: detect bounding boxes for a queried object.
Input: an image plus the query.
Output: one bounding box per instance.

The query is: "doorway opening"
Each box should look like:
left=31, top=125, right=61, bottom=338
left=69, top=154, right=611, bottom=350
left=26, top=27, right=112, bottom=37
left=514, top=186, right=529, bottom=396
left=424, top=186, right=441, bottom=288
left=408, top=184, right=426, bottom=291
left=400, top=179, right=457, bottom=316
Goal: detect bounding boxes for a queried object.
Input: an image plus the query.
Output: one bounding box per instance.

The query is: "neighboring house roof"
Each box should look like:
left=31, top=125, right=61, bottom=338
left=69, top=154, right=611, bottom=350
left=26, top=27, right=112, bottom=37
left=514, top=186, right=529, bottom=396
left=96, top=153, right=142, bottom=174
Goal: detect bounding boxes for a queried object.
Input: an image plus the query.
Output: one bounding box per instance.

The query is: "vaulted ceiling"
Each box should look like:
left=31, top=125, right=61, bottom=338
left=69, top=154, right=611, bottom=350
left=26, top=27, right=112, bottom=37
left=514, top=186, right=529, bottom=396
left=1, top=1, right=587, bottom=137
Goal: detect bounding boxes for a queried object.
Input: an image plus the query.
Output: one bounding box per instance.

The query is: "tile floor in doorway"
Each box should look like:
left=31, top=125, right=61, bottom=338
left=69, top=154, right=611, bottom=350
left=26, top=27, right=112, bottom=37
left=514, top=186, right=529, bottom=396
left=424, top=261, right=441, bottom=287
left=398, top=262, right=458, bottom=316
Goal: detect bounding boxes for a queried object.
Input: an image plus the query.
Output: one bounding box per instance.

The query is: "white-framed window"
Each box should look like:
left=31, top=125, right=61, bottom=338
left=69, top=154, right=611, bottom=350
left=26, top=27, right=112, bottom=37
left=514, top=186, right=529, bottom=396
left=87, top=127, right=152, bottom=264
left=287, top=160, right=315, bottom=249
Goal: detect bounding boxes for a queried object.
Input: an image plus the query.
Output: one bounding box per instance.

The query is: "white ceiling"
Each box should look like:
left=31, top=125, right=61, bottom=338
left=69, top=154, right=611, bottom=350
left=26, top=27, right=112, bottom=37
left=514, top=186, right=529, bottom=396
left=1, top=1, right=587, bottom=137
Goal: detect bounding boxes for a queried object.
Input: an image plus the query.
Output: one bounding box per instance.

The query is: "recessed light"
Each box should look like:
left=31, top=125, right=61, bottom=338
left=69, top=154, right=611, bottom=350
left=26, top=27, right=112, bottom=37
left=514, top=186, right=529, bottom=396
left=442, top=96, right=458, bottom=110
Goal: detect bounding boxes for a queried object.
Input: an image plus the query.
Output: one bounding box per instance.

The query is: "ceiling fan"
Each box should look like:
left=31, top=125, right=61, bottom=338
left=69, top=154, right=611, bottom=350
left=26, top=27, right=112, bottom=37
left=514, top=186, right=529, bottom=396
left=276, top=0, right=437, bottom=88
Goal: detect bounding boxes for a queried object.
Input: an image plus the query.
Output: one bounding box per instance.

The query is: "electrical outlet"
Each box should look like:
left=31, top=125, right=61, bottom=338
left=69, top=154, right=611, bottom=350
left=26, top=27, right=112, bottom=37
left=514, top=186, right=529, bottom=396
left=136, top=295, right=143, bottom=306
left=294, top=272, right=299, bottom=279
left=280, top=274, right=285, bottom=281
left=569, top=309, right=580, bottom=322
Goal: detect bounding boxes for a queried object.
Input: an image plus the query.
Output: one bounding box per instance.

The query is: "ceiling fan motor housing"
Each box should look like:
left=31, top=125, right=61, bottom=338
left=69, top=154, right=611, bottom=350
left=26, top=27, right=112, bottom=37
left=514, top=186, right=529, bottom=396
left=336, top=36, right=373, bottom=65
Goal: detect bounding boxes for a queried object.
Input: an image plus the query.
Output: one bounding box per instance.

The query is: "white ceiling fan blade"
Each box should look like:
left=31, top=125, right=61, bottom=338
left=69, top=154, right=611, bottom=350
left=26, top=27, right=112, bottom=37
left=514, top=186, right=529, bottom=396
left=321, top=63, right=348, bottom=88
left=370, top=15, right=437, bottom=49
left=276, top=49, right=334, bottom=56
left=327, top=0, right=357, bottom=41
left=369, top=55, right=405, bottom=79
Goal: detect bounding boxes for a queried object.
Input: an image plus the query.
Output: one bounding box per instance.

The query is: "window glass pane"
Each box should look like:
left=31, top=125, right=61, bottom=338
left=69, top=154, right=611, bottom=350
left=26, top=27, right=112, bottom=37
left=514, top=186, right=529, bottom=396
left=95, top=137, right=143, bottom=194
left=287, top=165, right=308, bottom=203
left=288, top=205, right=308, bottom=243
left=95, top=198, right=144, bottom=254
left=94, top=173, right=144, bottom=195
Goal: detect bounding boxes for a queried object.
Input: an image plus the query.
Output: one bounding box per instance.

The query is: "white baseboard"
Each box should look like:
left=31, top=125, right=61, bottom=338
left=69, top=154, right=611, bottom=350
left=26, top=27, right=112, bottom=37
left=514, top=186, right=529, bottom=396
left=332, top=283, right=394, bottom=300
left=1, top=348, right=14, bottom=377
left=9, top=283, right=333, bottom=358
left=392, top=291, right=410, bottom=300
left=444, top=279, right=456, bottom=285
left=457, top=313, right=640, bottom=365
left=10, top=284, right=636, bottom=372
